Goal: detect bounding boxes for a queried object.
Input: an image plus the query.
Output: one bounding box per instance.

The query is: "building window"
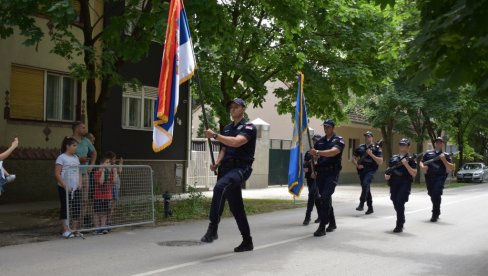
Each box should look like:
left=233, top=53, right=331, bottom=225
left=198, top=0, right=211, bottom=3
left=46, top=74, right=76, bottom=121
left=348, top=138, right=360, bottom=161
left=122, top=85, right=157, bottom=130
left=9, top=65, right=77, bottom=122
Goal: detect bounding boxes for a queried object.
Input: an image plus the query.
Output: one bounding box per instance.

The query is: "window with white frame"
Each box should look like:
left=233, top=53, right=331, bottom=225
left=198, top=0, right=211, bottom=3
left=9, top=65, right=78, bottom=122
left=122, top=84, right=157, bottom=130
left=46, top=73, right=77, bottom=121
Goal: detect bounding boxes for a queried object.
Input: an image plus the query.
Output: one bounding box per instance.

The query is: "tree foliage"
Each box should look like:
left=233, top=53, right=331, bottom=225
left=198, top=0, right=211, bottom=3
left=0, top=0, right=168, bottom=150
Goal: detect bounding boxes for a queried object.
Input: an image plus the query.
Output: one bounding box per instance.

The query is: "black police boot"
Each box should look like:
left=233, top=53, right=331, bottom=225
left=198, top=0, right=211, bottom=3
left=365, top=206, right=374, bottom=215
left=303, top=216, right=311, bottom=226
left=393, top=221, right=403, bottom=233
left=234, top=236, right=253, bottom=252
left=326, top=223, right=337, bottom=232
left=313, top=223, right=326, bottom=237
left=201, top=224, right=218, bottom=243
left=314, top=218, right=321, bottom=223
left=430, top=213, right=439, bottom=222
left=356, top=203, right=364, bottom=211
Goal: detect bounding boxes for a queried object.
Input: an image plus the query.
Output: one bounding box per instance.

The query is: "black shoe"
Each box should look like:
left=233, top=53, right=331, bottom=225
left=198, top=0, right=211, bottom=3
left=313, top=228, right=326, bottom=237
left=365, top=207, right=374, bottom=215
left=303, top=217, right=311, bottom=226
left=356, top=204, right=364, bottom=211
left=234, top=237, right=253, bottom=252
left=314, top=218, right=321, bottom=223
left=326, top=225, right=337, bottom=232
left=430, top=215, right=439, bottom=222
left=201, top=225, right=218, bottom=243
left=393, top=226, right=403, bottom=233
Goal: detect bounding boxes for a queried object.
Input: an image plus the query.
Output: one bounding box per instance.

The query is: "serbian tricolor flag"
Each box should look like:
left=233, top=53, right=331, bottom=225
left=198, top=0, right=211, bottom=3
left=153, top=0, right=196, bottom=152
left=288, top=72, right=308, bottom=197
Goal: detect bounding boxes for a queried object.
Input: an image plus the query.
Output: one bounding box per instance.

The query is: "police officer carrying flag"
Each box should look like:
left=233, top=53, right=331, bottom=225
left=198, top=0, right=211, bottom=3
left=352, top=131, right=383, bottom=215
left=201, top=98, right=257, bottom=252
left=308, top=119, right=345, bottom=237
left=420, top=137, right=454, bottom=222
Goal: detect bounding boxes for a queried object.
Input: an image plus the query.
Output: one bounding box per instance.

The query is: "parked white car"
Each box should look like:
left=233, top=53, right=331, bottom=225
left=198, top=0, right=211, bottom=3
left=457, top=163, right=488, bottom=183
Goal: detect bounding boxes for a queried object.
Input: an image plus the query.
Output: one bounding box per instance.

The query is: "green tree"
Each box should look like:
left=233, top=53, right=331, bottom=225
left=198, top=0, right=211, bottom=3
left=0, top=0, right=168, bottom=150
left=185, top=0, right=399, bottom=128
left=374, top=0, right=488, bottom=96
left=196, top=107, right=218, bottom=138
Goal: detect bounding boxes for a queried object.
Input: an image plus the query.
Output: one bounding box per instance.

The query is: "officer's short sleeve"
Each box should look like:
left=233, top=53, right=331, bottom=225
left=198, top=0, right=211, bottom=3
left=332, top=136, right=345, bottom=152
left=353, top=146, right=361, bottom=157
left=238, top=123, right=256, bottom=141
left=409, top=159, right=417, bottom=169
left=445, top=153, right=452, bottom=163
left=374, top=147, right=383, bottom=157
left=389, top=157, right=396, bottom=167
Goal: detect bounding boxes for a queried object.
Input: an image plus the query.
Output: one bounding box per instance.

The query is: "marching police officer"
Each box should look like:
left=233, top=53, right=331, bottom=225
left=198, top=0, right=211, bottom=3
left=352, top=131, right=383, bottom=215
left=420, top=137, right=454, bottom=222
left=384, top=138, right=417, bottom=233
left=201, top=98, right=256, bottom=252
left=302, top=134, right=322, bottom=225
left=309, top=119, right=345, bottom=237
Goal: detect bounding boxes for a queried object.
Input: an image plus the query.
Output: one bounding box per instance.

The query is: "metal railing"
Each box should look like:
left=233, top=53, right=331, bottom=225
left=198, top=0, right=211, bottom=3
left=187, top=138, right=220, bottom=190
left=64, top=165, right=154, bottom=234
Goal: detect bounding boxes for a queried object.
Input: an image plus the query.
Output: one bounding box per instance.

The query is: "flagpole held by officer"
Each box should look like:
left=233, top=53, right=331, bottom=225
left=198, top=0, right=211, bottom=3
left=308, top=119, right=345, bottom=237
left=420, top=137, right=455, bottom=222
left=201, top=98, right=257, bottom=252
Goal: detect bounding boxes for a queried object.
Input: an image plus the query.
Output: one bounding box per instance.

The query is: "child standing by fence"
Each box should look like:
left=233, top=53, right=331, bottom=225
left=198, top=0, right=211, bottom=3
left=0, top=137, right=19, bottom=196
left=93, top=154, right=115, bottom=234
left=54, top=137, right=82, bottom=238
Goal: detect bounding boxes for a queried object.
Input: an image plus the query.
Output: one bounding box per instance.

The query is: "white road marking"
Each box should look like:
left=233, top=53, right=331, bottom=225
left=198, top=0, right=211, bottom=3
left=382, top=192, right=488, bottom=219
left=132, top=190, right=488, bottom=276
left=130, top=235, right=310, bottom=276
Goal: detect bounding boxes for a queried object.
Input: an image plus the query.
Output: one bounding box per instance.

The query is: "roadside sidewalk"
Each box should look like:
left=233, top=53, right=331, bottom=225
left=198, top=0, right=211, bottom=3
left=0, top=184, right=417, bottom=247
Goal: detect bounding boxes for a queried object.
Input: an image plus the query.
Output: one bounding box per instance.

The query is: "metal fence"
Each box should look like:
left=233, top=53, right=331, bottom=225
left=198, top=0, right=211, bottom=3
left=187, top=138, right=220, bottom=190
left=64, top=165, right=154, bottom=234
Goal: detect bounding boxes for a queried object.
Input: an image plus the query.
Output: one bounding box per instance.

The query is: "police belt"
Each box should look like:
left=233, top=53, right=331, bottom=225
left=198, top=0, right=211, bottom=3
left=220, top=158, right=253, bottom=168
left=390, top=175, right=412, bottom=181
left=425, top=173, right=448, bottom=177
left=315, top=164, right=341, bottom=173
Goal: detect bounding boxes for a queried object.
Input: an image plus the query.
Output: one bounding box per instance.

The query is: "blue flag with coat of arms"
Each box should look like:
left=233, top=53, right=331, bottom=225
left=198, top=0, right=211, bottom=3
left=288, top=72, right=308, bottom=197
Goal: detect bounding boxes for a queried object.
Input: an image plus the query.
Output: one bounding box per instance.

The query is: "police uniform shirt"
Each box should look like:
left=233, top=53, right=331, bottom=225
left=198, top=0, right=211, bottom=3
left=220, top=119, right=257, bottom=164
left=304, top=152, right=313, bottom=178
left=314, top=133, right=345, bottom=167
left=422, top=150, right=452, bottom=175
left=388, top=155, right=417, bottom=180
left=353, top=143, right=383, bottom=171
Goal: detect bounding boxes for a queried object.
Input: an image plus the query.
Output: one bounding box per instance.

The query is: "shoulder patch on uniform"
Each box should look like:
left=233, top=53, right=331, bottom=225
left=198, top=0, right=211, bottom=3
left=246, top=123, right=254, bottom=129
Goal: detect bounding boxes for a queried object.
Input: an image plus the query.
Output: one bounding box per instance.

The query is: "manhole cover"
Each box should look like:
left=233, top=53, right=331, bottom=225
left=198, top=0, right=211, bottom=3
left=157, top=240, right=203, bottom=247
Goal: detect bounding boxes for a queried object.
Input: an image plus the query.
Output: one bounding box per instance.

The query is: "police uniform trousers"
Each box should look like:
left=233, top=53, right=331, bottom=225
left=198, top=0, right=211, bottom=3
left=389, top=179, right=411, bottom=225
left=305, top=177, right=321, bottom=219
left=316, top=171, right=339, bottom=227
left=359, top=170, right=375, bottom=207
left=425, top=174, right=447, bottom=217
left=209, top=166, right=252, bottom=237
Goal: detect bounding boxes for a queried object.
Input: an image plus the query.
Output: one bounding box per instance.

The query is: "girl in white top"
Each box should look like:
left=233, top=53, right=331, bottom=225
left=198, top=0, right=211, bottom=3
left=0, top=137, right=19, bottom=196
left=54, top=137, right=81, bottom=238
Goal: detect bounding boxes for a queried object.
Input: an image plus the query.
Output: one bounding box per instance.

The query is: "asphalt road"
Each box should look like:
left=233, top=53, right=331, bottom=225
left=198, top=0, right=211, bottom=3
left=1, top=184, right=487, bottom=276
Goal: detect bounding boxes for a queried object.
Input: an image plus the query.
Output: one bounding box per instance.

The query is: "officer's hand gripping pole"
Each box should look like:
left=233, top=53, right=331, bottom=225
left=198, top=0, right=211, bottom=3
left=194, top=68, right=217, bottom=175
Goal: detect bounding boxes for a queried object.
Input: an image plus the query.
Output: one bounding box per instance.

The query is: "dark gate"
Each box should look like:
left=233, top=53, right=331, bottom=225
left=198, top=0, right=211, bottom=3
left=268, top=139, right=291, bottom=185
